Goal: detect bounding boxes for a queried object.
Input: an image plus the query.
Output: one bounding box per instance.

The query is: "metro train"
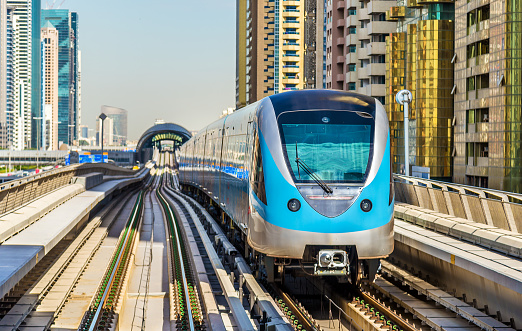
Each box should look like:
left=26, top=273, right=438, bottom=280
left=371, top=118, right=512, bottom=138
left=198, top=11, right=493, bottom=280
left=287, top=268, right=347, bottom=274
left=177, top=90, right=394, bottom=283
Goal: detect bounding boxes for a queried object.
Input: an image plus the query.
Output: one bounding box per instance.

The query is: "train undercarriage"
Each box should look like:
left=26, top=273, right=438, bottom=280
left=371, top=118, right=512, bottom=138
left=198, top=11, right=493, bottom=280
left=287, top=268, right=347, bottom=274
left=181, top=183, right=381, bottom=286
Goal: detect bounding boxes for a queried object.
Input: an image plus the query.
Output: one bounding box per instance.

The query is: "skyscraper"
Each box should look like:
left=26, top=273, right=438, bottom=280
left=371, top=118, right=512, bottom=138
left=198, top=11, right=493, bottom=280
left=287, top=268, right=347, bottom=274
left=236, top=0, right=307, bottom=107
left=0, top=0, right=9, bottom=149
left=385, top=0, right=455, bottom=181
left=323, top=0, right=395, bottom=105
left=42, top=21, right=59, bottom=150
left=100, top=106, right=128, bottom=146
left=453, top=0, right=522, bottom=192
left=30, top=0, right=40, bottom=150
left=41, top=9, right=80, bottom=147
left=9, top=0, right=33, bottom=150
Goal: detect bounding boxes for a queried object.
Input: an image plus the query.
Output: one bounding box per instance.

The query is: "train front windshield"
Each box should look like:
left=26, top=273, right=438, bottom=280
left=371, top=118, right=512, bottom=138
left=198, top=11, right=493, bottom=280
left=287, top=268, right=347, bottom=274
left=278, top=110, right=374, bottom=183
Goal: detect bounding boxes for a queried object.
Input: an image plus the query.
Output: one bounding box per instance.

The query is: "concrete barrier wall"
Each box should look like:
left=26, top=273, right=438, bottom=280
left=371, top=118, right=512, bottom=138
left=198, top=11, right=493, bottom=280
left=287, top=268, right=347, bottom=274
left=394, top=174, right=522, bottom=234
left=0, top=164, right=142, bottom=217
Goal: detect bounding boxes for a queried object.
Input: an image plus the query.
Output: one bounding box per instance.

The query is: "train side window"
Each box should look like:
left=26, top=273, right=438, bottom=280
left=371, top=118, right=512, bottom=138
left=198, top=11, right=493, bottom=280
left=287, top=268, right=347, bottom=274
left=250, top=131, right=267, bottom=205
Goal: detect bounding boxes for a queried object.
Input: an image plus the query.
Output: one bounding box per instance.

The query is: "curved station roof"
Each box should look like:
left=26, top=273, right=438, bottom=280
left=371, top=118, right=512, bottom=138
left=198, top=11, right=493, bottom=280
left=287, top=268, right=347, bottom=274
left=136, top=123, right=192, bottom=153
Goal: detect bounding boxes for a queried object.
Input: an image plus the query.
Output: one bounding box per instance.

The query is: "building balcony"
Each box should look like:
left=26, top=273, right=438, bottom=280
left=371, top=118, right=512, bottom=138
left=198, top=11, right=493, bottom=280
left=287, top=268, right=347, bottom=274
left=282, top=66, right=300, bottom=73
left=357, top=47, right=368, bottom=59
left=360, top=84, right=385, bottom=96
left=336, top=37, right=345, bottom=46
left=477, top=87, right=489, bottom=99
left=368, top=21, right=396, bottom=35
left=282, top=77, right=300, bottom=84
left=346, top=71, right=357, bottom=81
left=367, top=0, right=396, bottom=14
left=465, top=164, right=488, bottom=177
left=367, top=63, right=386, bottom=76
left=407, top=0, right=421, bottom=7
left=346, top=52, right=358, bottom=64
left=336, top=55, right=344, bottom=64
left=467, top=156, right=488, bottom=168
left=358, top=67, right=369, bottom=79
left=417, top=0, right=454, bottom=3
left=335, top=1, right=345, bottom=10
left=367, top=42, right=386, bottom=55
left=357, top=28, right=369, bottom=40
left=388, top=6, right=405, bottom=19
left=283, top=1, right=301, bottom=6
left=282, top=44, right=300, bottom=51
left=346, top=34, right=356, bottom=46
left=283, top=10, right=300, bottom=17
left=346, top=15, right=357, bottom=27
left=283, top=22, right=301, bottom=29
left=467, top=122, right=489, bottom=136
left=358, top=7, right=369, bottom=20
left=335, top=74, right=344, bottom=82
left=467, top=19, right=489, bottom=36
left=478, top=53, right=490, bottom=66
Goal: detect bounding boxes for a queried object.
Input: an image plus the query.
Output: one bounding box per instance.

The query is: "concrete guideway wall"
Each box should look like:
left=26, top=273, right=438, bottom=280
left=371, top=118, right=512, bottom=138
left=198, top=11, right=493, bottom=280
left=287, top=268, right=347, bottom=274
left=394, top=174, right=522, bottom=234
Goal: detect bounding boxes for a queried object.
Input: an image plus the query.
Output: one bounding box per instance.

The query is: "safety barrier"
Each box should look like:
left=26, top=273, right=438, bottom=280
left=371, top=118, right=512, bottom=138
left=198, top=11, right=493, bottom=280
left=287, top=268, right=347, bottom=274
left=0, top=164, right=139, bottom=217
left=394, top=174, right=522, bottom=234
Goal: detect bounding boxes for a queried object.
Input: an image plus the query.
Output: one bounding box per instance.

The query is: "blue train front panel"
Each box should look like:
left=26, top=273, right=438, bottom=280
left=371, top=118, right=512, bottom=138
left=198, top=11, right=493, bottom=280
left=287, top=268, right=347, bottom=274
left=246, top=90, right=394, bottom=260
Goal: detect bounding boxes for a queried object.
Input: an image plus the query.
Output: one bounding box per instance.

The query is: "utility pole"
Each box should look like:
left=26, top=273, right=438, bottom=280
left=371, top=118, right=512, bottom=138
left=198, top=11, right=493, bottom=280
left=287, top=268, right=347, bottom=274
left=396, top=89, right=413, bottom=176
left=99, top=113, right=107, bottom=162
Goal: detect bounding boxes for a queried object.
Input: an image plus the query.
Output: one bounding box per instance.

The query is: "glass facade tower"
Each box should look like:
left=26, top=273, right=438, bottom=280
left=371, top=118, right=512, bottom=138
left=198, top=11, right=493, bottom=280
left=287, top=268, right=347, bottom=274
left=41, top=9, right=79, bottom=146
left=385, top=0, right=455, bottom=181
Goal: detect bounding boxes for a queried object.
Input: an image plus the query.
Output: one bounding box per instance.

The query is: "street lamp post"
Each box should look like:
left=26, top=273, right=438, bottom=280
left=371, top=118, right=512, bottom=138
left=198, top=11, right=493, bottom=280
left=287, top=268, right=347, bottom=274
left=33, top=116, right=44, bottom=171
left=67, top=124, right=75, bottom=147
left=396, top=89, right=413, bottom=176
left=99, top=113, right=107, bottom=162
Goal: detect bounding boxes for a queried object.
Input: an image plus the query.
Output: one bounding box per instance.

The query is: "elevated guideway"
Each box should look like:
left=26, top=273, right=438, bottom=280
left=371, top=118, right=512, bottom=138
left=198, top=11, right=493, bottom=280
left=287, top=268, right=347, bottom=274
left=392, top=174, right=522, bottom=329
left=0, top=163, right=152, bottom=301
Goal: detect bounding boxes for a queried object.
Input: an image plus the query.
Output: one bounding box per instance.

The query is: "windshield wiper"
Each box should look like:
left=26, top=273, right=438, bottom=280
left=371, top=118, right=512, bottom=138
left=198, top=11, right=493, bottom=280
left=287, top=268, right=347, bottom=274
left=295, top=143, right=333, bottom=194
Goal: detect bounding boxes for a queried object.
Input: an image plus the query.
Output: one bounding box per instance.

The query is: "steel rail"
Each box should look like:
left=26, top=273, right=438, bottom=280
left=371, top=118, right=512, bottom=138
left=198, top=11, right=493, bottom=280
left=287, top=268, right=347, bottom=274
left=156, top=183, right=196, bottom=331
left=356, top=288, right=415, bottom=331
left=85, top=191, right=143, bottom=331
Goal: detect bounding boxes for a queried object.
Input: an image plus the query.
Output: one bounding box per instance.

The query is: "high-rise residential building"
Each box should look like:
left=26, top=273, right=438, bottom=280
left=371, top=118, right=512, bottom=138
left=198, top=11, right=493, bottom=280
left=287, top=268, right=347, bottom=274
left=42, top=21, right=59, bottom=150
left=0, top=0, right=10, bottom=149
left=100, top=106, right=128, bottom=146
left=9, top=0, right=33, bottom=150
left=236, top=0, right=307, bottom=108
left=453, top=0, right=522, bottom=192
left=41, top=9, right=80, bottom=147
left=30, top=0, right=40, bottom=150
left=385, top=0, right=455, bottom=181
left=323, top=0, right=395, bottom=105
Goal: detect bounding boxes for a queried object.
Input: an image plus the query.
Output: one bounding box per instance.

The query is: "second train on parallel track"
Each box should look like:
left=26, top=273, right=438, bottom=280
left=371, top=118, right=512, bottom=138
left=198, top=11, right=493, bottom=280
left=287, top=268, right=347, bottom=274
left=177, top=90, right=394, bottom=283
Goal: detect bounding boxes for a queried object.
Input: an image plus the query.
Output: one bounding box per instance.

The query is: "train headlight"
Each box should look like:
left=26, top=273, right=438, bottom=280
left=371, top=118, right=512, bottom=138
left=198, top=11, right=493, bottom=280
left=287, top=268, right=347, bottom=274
left=360, top=199, right=372, bottom=212
left=287, top=198, right=301, bottom=212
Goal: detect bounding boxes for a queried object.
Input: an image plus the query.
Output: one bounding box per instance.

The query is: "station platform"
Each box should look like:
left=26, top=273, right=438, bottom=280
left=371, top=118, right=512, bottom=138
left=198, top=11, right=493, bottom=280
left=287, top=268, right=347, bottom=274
left=0, top=170, right=149, bottom=300
left=393, top=203, right=522, bottom=328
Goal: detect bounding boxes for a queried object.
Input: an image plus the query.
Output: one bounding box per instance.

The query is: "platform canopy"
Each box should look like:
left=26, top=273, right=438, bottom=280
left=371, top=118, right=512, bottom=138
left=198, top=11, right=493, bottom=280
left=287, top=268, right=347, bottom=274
left=136, top=122, right=192, bottom=154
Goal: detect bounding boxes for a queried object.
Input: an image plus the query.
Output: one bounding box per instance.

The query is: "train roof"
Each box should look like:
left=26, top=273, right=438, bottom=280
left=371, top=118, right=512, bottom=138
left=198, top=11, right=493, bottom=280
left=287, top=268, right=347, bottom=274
left=268, top=89, right=377, bottom=118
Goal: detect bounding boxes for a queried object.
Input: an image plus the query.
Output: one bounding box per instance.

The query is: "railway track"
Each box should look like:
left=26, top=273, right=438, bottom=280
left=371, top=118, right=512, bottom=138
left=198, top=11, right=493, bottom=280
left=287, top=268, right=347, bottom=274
left=79, top=190, right=144, bottom=330
left=156, top=176, right=205, bottom=330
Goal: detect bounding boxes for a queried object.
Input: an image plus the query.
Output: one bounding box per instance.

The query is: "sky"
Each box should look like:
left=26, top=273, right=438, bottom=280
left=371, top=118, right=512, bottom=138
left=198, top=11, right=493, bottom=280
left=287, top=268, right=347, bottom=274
left=46, top=0, right=237, bottom=140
